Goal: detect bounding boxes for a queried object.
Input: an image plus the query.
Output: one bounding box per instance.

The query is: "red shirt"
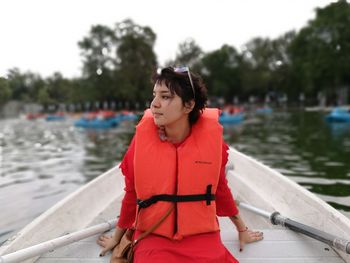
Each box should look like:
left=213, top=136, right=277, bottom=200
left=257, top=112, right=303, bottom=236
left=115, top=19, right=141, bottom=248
left=117, top=137, right=239, bottom=228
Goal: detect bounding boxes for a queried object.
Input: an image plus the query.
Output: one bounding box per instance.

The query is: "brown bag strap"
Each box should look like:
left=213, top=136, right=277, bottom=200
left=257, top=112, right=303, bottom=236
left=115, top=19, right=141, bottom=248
left=132, top=205, right=174, bottom=245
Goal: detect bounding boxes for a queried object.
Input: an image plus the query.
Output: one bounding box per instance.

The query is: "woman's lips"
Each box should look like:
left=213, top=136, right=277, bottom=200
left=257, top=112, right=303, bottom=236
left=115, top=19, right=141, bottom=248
left=153, top=112, right=163, bottom=118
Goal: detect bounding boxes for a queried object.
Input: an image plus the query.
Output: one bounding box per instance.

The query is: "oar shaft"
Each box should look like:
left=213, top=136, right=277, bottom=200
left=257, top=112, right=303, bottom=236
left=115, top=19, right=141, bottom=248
left=272, top=213, right=350, bottom=254
left=0, top=219, right=117, bottom=263
left=236, top=200, right=271, bottom=219
left=237, top=201, right=350, bottom=254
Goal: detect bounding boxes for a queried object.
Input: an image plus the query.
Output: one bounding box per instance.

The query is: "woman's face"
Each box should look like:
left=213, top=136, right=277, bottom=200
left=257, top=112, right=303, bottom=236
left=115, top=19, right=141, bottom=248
left=150, top=82, right=190, bottom=127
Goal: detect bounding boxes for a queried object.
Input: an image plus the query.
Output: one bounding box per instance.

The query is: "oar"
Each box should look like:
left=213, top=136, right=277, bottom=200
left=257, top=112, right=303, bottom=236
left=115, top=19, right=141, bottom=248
left=0, top=219, right=117, bottom=263
left=236, top=200, right=350, bottom=254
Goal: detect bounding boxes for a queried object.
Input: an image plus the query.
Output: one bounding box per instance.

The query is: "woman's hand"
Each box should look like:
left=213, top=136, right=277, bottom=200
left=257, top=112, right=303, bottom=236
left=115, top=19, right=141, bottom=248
left=238, top=228, right=263, bottom=252
left=97, top=227, right=126, bottom=257
left=97, top=235, right=118, bottom=256
left=229, top=214, right=264, bottom=252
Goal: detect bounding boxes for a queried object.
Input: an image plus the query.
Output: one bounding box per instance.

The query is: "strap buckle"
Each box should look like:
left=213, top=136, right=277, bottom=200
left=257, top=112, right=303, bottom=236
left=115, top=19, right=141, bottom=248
left=137, top=198, right=152, bottom=208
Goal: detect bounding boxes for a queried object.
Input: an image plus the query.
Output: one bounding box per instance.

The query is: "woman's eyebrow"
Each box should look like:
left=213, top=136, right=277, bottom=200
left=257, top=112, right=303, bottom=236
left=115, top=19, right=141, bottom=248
left=153, top=90, right=171, bottom=94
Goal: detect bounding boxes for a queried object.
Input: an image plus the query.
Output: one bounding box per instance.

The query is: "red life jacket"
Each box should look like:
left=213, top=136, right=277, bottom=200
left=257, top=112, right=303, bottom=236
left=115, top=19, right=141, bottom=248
left=134, top=108, right=223, bottom=240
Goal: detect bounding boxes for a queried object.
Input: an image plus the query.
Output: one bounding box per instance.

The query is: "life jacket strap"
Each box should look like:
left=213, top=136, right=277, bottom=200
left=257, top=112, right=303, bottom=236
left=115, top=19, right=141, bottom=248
left=137, top=185, right=214, bottom=208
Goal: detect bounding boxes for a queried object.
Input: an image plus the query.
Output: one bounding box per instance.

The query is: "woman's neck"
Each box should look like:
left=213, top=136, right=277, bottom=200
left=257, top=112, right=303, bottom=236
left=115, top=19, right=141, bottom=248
left=164, top=118, right=191, bottom=144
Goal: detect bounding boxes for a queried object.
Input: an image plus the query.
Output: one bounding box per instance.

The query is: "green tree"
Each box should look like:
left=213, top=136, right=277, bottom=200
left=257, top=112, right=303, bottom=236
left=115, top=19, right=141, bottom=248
left=78, top=24, right=116, bottom=77
left=7, top=68, right=27, bottom=100
left=114, top=19, right=157, bottom=106
left=269, top=31, right=296, bottom=99
left=78, top=19, right=157, bottom=107
left=173, top=39, right=203, bottom=69
left=37, top=87, right=52, bottom=105
left=45, top=72, right=73, bottom=103
left=23, top=72, right=45, bottom=102
left=7, top=68, right=44, bottom=102
left=0, top=77, right=11, bottom=105
left=240, top=37, right=275, bottom=98
left=200, top=44, right=241, bottom=101
left=289, top=0, right=350, bottom=102
left=78, top=24, right=116, bottom=101
left=67, top=78, right=91, bottom=103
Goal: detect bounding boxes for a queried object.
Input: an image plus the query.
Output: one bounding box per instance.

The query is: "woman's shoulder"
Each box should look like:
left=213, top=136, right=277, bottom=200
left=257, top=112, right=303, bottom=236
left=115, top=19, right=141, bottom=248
left=222, top=141, right=229, bottom=164
left=119, top=136, right=136, bottom=176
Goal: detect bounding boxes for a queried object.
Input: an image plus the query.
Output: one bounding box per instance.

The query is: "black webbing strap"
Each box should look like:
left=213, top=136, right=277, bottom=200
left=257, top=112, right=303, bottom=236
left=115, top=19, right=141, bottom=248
left=137, top=184, right=214, bottom=209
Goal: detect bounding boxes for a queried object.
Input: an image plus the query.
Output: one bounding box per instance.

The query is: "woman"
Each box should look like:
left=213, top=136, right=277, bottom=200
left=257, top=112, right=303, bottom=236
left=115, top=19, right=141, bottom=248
left=97, top=67, right=263, bottom=262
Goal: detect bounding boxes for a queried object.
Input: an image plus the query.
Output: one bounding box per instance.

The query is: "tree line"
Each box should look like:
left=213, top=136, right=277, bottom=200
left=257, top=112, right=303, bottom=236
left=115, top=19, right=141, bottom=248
left=0, top=0, right=349, bottom=111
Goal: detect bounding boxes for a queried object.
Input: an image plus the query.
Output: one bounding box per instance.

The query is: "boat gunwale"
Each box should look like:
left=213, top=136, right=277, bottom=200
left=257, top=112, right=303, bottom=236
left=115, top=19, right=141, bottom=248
left=228, top=147, right=350, bottom=262
left=1, top=147, right=349, bottom=262
left=0, top=165, right=123, bottom=261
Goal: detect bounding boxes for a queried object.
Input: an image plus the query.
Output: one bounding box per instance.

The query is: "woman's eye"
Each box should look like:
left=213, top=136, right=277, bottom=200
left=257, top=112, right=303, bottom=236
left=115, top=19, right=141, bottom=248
left=162, top=96, right=170, bottom=99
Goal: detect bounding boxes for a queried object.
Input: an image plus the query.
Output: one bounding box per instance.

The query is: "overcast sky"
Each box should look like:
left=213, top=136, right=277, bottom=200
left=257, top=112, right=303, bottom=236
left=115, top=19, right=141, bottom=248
left=0, top=0, right=336, bottom=78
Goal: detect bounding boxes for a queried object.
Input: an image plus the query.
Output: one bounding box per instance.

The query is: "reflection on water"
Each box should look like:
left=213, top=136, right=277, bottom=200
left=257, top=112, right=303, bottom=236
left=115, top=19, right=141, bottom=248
left=0, top=118, right=134, bottom=244
left=0, top=110, right=350, bottom=244
left=326, top=122, right=350, bottom=137
left=224, top=110, right=350, bottom=214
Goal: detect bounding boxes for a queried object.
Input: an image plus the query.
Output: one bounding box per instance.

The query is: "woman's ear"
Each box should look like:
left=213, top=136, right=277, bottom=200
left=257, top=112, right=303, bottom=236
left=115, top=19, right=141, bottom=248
left=184, top=100, right=195, bottom=113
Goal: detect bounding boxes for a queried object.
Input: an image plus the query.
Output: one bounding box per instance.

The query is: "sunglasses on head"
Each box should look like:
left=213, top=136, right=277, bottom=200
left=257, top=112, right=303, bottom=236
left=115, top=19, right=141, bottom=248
left=174, top=66, right=195, bottom=100
left=157, top=66, right=195, bottom=100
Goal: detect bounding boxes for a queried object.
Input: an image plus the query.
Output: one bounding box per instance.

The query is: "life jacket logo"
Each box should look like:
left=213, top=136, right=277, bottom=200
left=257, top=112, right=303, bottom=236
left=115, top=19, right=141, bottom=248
left=195, top=160, right=212, bottom=165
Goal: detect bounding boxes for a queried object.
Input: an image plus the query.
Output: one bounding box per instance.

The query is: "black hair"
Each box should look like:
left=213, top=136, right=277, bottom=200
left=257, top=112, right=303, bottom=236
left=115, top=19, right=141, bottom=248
left=152, top=67, right=208, bottom=125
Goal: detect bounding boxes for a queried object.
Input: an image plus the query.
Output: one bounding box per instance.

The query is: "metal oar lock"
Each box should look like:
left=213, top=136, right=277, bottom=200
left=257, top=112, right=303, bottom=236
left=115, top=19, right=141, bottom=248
left=236, top=200, right=350, bottom=254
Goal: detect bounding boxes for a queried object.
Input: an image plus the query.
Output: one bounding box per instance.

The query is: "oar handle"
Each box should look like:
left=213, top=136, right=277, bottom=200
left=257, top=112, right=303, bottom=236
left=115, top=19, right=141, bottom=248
left=271, top=212, right=350, bottom=254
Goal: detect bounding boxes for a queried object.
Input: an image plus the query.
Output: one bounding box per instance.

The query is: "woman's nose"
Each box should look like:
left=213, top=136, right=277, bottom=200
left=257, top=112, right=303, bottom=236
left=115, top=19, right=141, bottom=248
left=151, top=96, right=160, bottom=108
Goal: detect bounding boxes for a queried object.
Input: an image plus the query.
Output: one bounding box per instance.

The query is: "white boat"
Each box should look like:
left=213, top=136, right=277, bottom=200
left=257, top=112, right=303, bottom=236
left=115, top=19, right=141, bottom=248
left=1, top=147, right=350, bottom=263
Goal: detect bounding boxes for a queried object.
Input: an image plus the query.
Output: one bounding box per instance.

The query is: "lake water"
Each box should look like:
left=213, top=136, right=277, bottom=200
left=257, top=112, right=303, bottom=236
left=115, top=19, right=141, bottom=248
left=1, top=109, right=350, bottom=244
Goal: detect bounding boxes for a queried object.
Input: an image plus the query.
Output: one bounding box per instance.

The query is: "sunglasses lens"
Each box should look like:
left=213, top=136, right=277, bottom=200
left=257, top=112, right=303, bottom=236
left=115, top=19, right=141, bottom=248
left=174, top=66, right=189, bottom=73
left=159, top=66, right=195, bottom=99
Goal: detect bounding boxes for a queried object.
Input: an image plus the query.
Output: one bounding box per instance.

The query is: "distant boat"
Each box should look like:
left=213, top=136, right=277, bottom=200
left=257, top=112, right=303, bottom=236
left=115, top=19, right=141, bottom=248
left=256, top=107, right=273, bottom=114
left=74, top=111, right=119, bottom=129
left=219, top=112, right=244, bottom=125
left=74, top=117, right=120, bottom=129
left=74, top=111, right=138, bottom=129
left=114, top=111, right=138, bottom=122
left=45, top=112, right=65, bottom=121
left=26, top=113, right=44, bottom=120
left=1, top=147, right=349, bottom=262
left=325, top=107, right=350, bottom=122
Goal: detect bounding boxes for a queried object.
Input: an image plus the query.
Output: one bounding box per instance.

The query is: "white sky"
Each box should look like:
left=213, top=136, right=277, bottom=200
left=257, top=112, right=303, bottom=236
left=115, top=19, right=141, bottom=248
left=0, top=0, right=336, bottom=78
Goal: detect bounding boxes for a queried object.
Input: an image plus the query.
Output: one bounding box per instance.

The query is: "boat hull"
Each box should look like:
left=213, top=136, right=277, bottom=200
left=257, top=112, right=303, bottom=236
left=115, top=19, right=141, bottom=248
left=74, top=118, right=120, bottom=129
left=219, top=113, right=244, bottom=125
left=1, top=148, right=349, bottom=262
left=326, top=108, right=350, bottom=123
